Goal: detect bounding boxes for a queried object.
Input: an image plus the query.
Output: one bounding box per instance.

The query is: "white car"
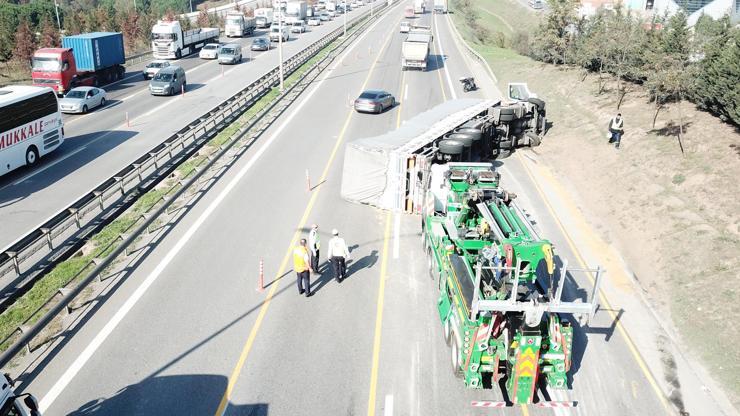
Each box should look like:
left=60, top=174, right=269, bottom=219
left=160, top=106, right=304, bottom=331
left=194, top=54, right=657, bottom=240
left=143, top=60, right=171, bottom=80
left=59, top=87, right=106, bottom=114
left=199, top=43, right=220, bottom=59
left=356, top=0, right=364, bottom=5
left=400, top=21, right=410, bottom=33
left=307, top=16, right=321, bottom=26
left=327, top=9, right=336, bottom=17
left=290, top=21, right=307, bottom=33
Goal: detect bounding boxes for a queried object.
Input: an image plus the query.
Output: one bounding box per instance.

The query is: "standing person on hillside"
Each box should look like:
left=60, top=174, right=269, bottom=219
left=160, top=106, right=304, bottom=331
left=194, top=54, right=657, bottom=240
left=327, top=229, right=350, bottom=283
left=293, top=238, right=313, bottom=297
left=608, top=113, right=625, bottom=149
left=308, top=224, right=321, bottom=274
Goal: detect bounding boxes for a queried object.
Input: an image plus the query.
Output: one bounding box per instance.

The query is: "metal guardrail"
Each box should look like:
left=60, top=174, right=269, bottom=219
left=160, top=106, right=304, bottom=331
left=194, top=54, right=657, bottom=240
left=0, top=4, right=386, bottom=368
left=124, top=51, right=153, bottom=67
left=444, top=10, right=498, bottom=84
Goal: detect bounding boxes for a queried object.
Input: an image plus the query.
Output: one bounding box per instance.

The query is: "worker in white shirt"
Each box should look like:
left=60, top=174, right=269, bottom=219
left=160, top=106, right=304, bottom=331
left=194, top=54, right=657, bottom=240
left=327, top=229, right=350, bottom=282
left=308, top=224, right=321, bottom=273
left=608, top=113, right=625, bottom=149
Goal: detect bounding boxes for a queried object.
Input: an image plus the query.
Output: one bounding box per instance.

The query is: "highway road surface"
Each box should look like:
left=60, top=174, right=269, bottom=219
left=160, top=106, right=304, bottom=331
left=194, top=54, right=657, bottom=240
left=0, top=5, right=372, bottom=250
left=11, top=1, right=731, bottom=415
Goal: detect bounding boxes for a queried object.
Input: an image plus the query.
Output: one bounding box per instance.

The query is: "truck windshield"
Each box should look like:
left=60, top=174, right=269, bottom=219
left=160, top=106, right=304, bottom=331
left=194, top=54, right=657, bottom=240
left=153, top=73, right=173, bottom=82
left=152, top=33, right=175, bottom=40
left=32, top=57, right=61, bottom=71
left=226, top=17, right=242, bottom=24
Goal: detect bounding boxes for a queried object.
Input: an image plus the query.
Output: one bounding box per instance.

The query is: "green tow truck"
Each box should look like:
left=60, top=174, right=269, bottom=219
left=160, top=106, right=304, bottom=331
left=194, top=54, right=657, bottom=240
left=421, top=162, right=603, bottom=407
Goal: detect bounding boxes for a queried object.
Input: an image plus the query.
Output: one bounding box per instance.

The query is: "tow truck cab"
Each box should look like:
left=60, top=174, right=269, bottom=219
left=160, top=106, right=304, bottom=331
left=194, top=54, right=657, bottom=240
left=0, top=374, right=40, bottom=416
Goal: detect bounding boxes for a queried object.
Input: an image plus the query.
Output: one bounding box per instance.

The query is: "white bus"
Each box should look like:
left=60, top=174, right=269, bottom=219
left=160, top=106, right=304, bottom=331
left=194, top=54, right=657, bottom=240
left=0, top=85, right=64, bottom=177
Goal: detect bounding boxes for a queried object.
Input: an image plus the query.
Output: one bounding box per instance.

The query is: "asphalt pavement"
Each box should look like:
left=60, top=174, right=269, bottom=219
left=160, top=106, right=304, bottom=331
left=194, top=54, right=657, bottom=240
left=0, top=5, right=372, bottom=249
left=12, top=2, right=730, bottom=416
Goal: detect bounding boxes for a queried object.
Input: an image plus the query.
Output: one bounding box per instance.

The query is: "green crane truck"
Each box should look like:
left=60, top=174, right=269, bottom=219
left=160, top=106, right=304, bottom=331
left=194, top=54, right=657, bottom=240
left=421, top=162, right=603, bottom=407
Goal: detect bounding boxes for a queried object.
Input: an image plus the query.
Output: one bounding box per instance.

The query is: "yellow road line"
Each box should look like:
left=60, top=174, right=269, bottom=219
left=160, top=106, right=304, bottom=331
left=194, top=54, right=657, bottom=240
left=213, top=11, right=403, bottom=416
left=515, top=153, right=671, bottom=411
left=366, top=211, right=392, bottom=416
left=521, top=404, right=530, bottom=416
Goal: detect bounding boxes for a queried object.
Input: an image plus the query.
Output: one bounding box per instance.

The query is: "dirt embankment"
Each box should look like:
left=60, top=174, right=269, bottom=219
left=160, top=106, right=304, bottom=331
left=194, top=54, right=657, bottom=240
left=490, top=55, right=740, bottom=406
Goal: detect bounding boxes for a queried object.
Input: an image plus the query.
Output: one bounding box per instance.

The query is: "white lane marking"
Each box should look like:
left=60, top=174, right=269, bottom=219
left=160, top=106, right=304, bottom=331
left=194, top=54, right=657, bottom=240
left=37, top=11, right=390, bottom=413
left=403, top=84, right=408, bottom=101
left=433, top=13, right=457, bottom=100
left=141, top=97, right=182, bottom=118
left=393, top=212, right=400, bottom=259
left=384, top=395, right=394, bottom=416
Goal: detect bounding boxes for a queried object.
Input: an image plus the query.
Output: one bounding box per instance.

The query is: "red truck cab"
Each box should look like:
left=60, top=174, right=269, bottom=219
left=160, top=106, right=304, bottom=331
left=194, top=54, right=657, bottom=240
left=31, top=48, right=94, bottom=96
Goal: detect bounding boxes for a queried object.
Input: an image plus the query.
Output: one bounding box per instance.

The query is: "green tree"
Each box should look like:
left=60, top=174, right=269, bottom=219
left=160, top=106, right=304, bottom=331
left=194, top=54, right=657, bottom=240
left=532, top=0, right=580, bottom=64
left=196, top=9, right=208, bottom=27
left=661, top=10, right=690, bottom=61
left=693, top=27, right=740, bottom=125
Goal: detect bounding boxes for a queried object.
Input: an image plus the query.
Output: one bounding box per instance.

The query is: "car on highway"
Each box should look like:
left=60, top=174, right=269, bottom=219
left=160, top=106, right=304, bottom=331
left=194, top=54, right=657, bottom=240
left=307, top=16, right=321, bottom=26
left=327, top=9, right=337, bottom=16
left=199, top=43, right=220, bottom=59
left=59, top=87, right=107, bottom=114
left=218, top=44, right=243, bottom=64
left=400, top=21, right=410, bottom=33
left=528, top=0, right=544, bottom=8
left=149, top=65, right=186, bottom=96
left=319, top=11, right=331, bottom=20
left=251, top=37, right=270, bottom=51
left=356, top=0, right=364, bottom=6
left=354, top=89, right=396, bottom=114
left=143, top=60, right=171, bottom=80
left=269, top=24, right=291, bottom=42
left=290, top=20, right=307, bottom=33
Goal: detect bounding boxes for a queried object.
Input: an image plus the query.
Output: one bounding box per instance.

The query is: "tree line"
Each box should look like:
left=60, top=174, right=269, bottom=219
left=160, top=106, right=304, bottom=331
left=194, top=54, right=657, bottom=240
left=454, top=0, right=739, bottom=127
left=0, top=0, right=271, bottom=69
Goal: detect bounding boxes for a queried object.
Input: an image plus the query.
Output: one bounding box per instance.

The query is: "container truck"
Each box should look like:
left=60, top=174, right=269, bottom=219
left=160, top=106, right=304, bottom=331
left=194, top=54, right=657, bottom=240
left=225, top=11, right=257, bottom=37
left=401, top=31, right=431, bottom=70
left=285, top=1, right=308, bottom=23
left=32, top=32, right=125, bottom=96
left=151, top=20, right=220, bottom=60
left=255, top=8, right=275, bottom=27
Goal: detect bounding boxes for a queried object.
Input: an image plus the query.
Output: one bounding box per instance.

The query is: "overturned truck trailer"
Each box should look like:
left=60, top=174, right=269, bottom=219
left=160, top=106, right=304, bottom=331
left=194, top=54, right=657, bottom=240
left=341, top=97, right=546, bottom=211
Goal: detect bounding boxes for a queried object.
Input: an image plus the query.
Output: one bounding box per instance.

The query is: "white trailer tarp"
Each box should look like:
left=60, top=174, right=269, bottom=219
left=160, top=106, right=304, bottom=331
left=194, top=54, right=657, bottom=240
left=341, top=99, right=497, bottom=210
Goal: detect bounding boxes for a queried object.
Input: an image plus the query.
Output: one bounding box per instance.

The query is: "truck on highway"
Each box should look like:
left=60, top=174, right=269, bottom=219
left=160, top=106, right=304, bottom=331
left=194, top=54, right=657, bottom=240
left=32, top=32, right=125, bottom=96
left=224, top=11, right=256, bottom=37
left=414, top=0, right=425, bottom=13
left=151, top=19, right=220, bottom=60
left=421, top=162, right=602, bottom=405
left=255, top=8, right=275, bottom=27
left=404, top=5, right=414, bottom=18
left=285, top=1, right=308, bottom=23
left=433, top=0, right=447, bottom=13
left=327, top=1, right=337, bottom=11
left=401, top=30, right=432, bottom=70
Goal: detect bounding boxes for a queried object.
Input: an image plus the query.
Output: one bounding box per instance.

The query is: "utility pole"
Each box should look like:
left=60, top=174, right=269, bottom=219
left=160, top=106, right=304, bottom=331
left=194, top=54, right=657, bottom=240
left=190, top=0, right=194, bottom=13
left=371, top=0, right=374, bottom=17
left=343, top=3, right=347, bottom=36
left=54, top=1, right=61, bottom=31
left=279, top=16, right=284, bottom=91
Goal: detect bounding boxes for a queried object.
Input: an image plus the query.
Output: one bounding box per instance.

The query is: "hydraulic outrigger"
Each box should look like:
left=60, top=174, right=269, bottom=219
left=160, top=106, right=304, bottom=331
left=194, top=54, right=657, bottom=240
left=422, top=162, right=603, bottom=406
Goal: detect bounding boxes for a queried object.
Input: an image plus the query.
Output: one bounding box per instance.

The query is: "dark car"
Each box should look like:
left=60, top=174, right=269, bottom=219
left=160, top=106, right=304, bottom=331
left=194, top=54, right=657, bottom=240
left=251, top=37, right=270, bottom=51
left=354, top=89, right=396, bottom=113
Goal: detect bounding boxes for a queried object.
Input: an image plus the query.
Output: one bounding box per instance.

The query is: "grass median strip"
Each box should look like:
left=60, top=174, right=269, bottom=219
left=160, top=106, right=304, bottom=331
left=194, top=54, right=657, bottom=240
left=0, top=32, right=343, bottom=358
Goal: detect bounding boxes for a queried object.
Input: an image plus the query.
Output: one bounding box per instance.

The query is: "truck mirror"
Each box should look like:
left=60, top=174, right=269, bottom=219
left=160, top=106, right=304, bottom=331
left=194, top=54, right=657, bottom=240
left=24, top=395, right=39, bottom=411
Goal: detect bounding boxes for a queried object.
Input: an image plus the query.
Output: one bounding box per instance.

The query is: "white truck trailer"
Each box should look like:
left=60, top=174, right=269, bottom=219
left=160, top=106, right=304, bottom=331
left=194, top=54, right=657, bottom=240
left=285, top=1, right=308, bottom=23
left=433, top=0, right=447, bottom=13
left=255, top=8, right=274, bottom=27
left=225, top=11, right=256, bottom=37
left=151, top=20, right=220, bottom=59
left=402, top=31, right=432, bottom=70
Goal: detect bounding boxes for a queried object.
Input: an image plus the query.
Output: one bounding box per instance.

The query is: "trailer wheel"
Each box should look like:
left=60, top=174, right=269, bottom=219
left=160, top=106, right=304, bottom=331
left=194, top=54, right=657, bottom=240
left=443, top=317, right=452, bottom=346
left=175, top=49, right=182, bottom=59
left=25, top=146, right=39, bottom=166
left=426, top=247, right=435, bottom=280
left=451, top=335, right=463, bottom=378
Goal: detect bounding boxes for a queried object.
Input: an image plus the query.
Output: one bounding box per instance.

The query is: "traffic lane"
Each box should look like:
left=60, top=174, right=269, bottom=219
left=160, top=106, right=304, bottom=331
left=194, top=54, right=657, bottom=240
left=223, top=10, right=410, bottom=415
left=0, top=8, right=373, bottom=247
left=495, top=157, right=667, bottom=416
left=34, top=7, right=398, bottom=414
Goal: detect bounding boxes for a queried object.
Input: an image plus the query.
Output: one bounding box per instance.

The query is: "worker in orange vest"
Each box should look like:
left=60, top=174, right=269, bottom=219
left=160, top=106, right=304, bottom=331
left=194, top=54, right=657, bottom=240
left=293, top=238, right=313, bottom=297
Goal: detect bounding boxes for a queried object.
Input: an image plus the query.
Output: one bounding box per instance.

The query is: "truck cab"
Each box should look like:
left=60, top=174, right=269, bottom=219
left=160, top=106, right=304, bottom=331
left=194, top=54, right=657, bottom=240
left=32, top=48, right=76, bottom=95
left=269, top=25, right=290, bottom=42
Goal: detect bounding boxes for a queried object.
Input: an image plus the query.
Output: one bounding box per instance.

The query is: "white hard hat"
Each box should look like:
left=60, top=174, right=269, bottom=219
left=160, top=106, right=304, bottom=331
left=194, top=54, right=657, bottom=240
left=332, top=229, right=339, bottom=235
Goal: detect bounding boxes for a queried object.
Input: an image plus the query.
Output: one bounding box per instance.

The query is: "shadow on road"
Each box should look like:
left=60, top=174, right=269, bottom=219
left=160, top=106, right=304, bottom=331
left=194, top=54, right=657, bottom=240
left=0, top=130, right=138, bottom=206
left=68, top=374, right=268, bottom=415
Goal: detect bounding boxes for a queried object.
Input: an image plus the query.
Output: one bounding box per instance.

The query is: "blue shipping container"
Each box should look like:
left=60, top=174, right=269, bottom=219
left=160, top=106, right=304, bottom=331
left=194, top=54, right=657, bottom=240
left=61, top=32, right=125, bottom=72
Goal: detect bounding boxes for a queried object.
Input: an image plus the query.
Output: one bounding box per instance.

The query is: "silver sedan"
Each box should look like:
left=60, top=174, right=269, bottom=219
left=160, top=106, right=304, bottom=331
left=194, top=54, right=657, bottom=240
left=59, top=87, right=107, bottom=114
left=354, top=89, right=396, bottom=114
